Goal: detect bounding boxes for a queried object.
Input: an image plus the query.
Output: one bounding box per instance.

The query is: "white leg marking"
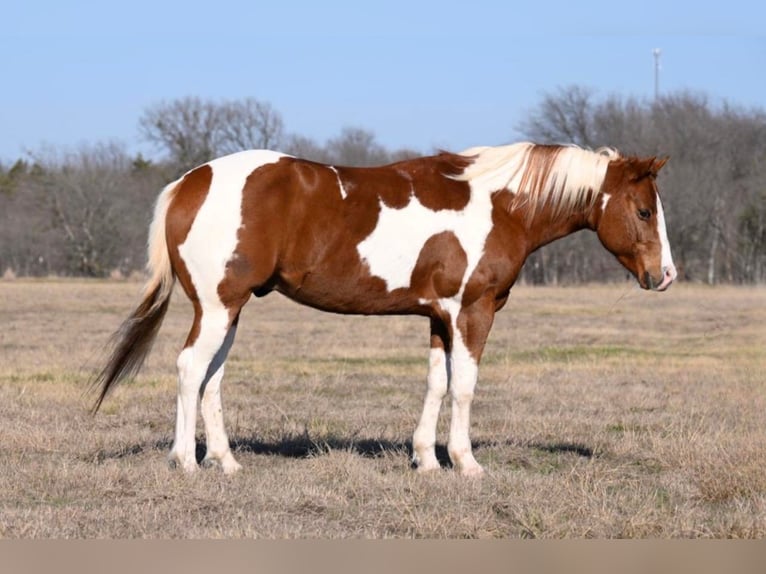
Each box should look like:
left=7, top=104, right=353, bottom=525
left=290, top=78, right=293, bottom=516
left=447, top=329, right=483, bottom=477
left=200, top=322, right=242, bottom=474
left=168, top=353, right=191, bottom=469
left=412, top=346, right=450, bottom=472
left=170, top=306, right=231, bottom=473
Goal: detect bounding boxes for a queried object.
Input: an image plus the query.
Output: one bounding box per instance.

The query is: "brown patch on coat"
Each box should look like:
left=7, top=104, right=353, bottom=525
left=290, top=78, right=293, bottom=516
left=409, top=231, right=468, bottom=300
left=334, top=152, right=473, bottom=212
left=164, top=165, right=213, bottom=347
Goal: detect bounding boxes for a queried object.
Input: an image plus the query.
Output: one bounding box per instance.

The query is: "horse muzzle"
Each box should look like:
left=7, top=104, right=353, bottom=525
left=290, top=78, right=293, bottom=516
left=642, top=265, right=677, bottom=292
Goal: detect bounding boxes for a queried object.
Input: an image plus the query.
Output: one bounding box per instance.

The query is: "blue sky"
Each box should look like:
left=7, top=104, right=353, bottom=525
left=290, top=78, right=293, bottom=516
left=2, top=1, right=764, bottom=162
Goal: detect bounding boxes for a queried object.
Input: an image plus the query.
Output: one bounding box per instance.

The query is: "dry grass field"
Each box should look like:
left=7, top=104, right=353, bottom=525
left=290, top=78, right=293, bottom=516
left=0, top=279, right=764, bottom=538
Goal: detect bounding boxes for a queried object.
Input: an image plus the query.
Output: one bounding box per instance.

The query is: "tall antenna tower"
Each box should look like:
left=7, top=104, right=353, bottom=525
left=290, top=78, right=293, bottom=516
left=653, top=48, right=662, bottom=100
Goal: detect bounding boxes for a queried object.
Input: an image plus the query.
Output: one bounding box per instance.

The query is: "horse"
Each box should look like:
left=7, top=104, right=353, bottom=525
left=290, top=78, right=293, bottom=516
left=90, top=142, right=676, bottom=476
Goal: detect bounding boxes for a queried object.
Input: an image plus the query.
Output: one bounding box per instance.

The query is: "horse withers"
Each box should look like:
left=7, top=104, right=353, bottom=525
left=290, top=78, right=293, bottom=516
left=91, top=142, right=676, bottom=476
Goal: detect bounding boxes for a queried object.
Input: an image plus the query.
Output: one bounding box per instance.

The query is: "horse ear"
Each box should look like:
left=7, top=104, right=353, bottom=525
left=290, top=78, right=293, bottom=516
left=626, top=156, right=668, bottom=181
left=651, top=156, right=669, bottom=175
left=626, top=157, right=657, bottom=182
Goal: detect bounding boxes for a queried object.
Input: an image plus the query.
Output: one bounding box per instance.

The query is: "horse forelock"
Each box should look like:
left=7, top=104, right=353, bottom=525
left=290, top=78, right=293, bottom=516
left=454, top=143, right=620, bottom=219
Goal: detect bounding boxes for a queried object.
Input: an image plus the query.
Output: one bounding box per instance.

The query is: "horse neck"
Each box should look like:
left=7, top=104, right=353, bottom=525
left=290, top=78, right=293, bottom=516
left=518, top=201, right=594, bottom=253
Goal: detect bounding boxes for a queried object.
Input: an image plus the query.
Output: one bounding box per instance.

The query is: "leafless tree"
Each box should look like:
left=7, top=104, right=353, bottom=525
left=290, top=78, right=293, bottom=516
left=282, top=134, right=331, bottom=163
left=217, top=98, right=284, bottom=154
left=0, top=160, right=55, bottom=275
left=138, top=96, right=285, bottom=174
left=139, top=97, right=221, bottom=173
left=519, top=85, right=597, bottom=147
left=325, top=127, right=390, bottom=166
left=18, top=143, right=158, bottom=277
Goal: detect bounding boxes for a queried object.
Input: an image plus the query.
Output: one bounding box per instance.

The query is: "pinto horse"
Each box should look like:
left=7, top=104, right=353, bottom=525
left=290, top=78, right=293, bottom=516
left=91, top=142, right=676, bottom=476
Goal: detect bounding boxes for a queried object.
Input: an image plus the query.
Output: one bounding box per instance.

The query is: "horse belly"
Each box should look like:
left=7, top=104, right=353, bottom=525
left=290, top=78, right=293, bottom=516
left=275, top=256, right=423, bottom=315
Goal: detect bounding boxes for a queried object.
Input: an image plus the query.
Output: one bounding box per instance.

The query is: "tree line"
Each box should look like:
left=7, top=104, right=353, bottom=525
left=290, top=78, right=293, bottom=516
left=1, top=89, right=764, bottom=283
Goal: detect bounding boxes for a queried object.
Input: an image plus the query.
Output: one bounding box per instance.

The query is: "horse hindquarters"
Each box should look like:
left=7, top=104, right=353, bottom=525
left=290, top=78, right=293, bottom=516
left=162, top=151, right=293, bottom=473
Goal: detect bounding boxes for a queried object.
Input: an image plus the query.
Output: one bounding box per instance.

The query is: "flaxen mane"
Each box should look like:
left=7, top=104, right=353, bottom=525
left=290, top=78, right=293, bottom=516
left=456, top=142, right=620, bottom=219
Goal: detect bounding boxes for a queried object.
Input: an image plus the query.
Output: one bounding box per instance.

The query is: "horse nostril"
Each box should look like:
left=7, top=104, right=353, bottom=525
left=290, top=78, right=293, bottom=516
left=642, top=271, right=654, bottom=290
left=662, top=266, right=677, bottom=283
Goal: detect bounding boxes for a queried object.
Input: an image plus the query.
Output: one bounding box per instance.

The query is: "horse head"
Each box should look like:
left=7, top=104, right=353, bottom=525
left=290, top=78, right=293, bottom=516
left=592, top=156, right=677, bottom=291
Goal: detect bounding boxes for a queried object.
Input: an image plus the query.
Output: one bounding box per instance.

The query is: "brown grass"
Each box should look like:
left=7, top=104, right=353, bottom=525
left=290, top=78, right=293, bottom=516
left=0, top=279, right=764, bottom=538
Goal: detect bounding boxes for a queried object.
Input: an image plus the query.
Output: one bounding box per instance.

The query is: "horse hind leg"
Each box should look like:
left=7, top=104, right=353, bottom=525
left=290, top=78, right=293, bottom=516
left=168, top=301, right=241, bottom=473
left=199, top=318, right=241, bottom=474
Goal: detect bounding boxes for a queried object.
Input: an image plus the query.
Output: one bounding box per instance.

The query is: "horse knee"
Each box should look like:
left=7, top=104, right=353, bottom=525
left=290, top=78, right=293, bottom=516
left=176, top=347, right=194, bottom=381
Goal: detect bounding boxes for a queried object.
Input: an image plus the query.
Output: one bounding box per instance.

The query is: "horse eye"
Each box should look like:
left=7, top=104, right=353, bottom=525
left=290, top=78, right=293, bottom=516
left=638, top=208, right=651, bottom=221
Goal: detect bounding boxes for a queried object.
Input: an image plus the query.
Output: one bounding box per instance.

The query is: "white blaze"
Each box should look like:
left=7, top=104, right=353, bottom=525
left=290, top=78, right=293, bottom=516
left=655, top=192, right=675, bottom=273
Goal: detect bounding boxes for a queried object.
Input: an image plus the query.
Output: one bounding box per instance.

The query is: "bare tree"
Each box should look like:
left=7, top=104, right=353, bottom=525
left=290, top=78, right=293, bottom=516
left=24, top=143, right=156, bottom=277
left=217, top=98, right=284, bottom=153
left=325, top=127, right=390, bottom=166
left=519, top=85, right=597, bottom=147
left=0, top=160, right=57, bottom=276
left=139, top=97, right=221, bottom=172
left=282, top=134, right=331, bottom=163
left=738, top=189, right=766, bottom=283
left=138, top=96, right=285, bottom=174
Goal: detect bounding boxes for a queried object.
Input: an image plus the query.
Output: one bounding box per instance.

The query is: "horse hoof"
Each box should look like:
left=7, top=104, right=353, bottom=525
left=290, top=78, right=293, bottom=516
left=170, top=456, right=198, bottom=473
left=415, top=462, right=441, bottom=474
left=460, top=465, right=485, bottom=478
left=222, top=461, right=243, bottom=475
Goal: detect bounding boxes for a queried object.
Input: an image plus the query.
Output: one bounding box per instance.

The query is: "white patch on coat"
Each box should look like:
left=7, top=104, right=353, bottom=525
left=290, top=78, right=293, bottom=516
left=601, top=193, right=611, bottom=211
left=329, top=166, right=347, bottom=199
left=356, top=187, right=494, bottom=293
left=178, top=150, right=286, bottom=305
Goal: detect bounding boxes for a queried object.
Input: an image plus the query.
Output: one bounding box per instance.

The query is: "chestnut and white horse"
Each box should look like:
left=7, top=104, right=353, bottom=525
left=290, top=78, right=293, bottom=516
left=91, top=142, right=676, bottom=476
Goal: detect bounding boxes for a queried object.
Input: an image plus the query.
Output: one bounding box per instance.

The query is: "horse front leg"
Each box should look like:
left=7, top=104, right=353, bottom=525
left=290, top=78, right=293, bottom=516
left=447, top=339, right=482, bottom=476
left=412, top=319, right=451, bottom=472
left=447, top=299, right=495, bottom=477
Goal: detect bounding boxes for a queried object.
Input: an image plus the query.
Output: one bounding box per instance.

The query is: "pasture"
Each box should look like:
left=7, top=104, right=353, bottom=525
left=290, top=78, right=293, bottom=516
left=0, top=279, right=764, bottom=538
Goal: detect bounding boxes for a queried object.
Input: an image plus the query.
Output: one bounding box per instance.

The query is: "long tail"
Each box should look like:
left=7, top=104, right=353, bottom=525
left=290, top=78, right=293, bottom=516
left=90, top=179, right=180, bottom=413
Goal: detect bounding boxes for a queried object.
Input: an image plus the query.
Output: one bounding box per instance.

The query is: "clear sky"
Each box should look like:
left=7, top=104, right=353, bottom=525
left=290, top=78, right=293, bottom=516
left=2, top=1, right=764, bottom=162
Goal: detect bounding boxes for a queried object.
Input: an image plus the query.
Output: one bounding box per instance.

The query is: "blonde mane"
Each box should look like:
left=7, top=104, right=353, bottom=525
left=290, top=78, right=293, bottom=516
left=455, top=142, right=620, bottom=219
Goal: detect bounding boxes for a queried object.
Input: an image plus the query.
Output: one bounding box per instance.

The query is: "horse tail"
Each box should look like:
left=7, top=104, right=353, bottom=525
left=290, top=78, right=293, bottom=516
left=90, top=179, right=180, bottom=414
